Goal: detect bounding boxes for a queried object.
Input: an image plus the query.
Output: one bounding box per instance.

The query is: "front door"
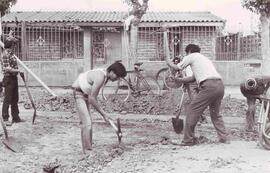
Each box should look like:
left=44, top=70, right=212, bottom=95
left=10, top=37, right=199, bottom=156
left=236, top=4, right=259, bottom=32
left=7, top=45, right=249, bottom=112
left=92, top=27, right=122, bottom=68
left=92, top=31, right=106, bottom=66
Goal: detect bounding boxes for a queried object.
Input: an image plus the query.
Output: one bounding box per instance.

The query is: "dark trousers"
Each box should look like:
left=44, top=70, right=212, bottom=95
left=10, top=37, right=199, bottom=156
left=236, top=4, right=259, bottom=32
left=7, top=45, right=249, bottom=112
left=240, top=83, right=262, bottom=131
left=183, top=79, right=228, bottom=143
left=2, top=75, right=20, bottom=121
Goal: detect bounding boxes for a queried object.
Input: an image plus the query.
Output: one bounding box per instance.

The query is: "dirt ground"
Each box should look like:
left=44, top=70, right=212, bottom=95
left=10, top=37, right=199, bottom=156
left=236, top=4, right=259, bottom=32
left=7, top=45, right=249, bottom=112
left=0, top=87, right=269, bottom=173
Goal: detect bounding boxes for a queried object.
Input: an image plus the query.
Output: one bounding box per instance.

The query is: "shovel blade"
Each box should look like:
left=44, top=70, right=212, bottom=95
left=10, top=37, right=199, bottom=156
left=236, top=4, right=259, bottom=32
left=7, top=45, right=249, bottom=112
left=2, top=136, right=22, bottom=153
left=172, top=117, right=184, bottom=134
left=116, top=118, right=122, bottom=144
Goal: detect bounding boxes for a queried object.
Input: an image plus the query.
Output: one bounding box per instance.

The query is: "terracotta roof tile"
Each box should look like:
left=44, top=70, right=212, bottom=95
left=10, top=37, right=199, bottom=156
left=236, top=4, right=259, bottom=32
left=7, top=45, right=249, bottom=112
left=2, top=11, right=224, bottom=23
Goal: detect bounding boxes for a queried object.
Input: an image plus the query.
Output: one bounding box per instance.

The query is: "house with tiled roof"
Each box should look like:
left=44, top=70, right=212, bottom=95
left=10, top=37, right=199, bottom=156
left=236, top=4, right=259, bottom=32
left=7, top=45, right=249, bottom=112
left=1, top=11, right=226, bottom=86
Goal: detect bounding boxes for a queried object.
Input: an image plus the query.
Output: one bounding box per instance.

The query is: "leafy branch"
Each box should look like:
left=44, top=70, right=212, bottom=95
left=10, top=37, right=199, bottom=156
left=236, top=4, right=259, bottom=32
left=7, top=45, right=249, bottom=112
left=241, top=0, right=270, bottom=17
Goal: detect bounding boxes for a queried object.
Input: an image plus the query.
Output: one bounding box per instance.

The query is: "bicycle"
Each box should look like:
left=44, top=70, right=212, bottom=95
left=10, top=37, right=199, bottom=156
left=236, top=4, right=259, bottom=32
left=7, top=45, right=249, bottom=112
left=102, top=62, right=161, bottom=101
left=257, top=95, right=270, bottom=150
left=155, top=58, right=183, bottom=90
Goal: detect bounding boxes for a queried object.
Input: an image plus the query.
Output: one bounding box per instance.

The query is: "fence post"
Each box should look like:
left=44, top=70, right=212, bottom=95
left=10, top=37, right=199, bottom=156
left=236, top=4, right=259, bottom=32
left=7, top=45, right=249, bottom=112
left=236, top=32, right=241, bottom=60
left=21, top=21, right=28, bottom=60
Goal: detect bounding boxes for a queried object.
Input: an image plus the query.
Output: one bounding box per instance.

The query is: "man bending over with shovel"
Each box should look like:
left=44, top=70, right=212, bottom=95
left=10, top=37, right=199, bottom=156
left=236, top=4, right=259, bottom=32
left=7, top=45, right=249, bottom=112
left=165, top=41, right=228, bottom=146
left=240, top=75, right=270, bottom=132
left=72, top=61, right=127, bottom=153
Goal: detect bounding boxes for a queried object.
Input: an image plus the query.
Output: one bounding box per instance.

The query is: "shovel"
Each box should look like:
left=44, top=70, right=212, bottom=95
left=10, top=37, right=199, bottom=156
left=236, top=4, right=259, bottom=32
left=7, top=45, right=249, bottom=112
left=172, top=89, right=185, bottom=134
left=20, top=72, right=37, bottom=124
left=117, top=118, right=122, bottom=143
left=108, top=118, right=122, bottom=144
left=0, top=113, right=22, bottom=152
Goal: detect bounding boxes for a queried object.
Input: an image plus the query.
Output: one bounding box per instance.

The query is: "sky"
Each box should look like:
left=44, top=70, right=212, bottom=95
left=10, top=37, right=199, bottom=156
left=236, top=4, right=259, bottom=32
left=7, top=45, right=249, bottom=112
left=10, top=0, right=260, bottom=34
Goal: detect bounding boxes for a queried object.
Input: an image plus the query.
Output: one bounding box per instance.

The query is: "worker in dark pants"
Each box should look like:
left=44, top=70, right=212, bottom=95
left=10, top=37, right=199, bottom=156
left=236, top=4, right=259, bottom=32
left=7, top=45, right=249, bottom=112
left=166, top=43, right=228, bottom=146
left=174, top=56, right=207, bottom=124
left=240, top=76, right=270, bottom=131
left=1, top=31, right=25, bottom=126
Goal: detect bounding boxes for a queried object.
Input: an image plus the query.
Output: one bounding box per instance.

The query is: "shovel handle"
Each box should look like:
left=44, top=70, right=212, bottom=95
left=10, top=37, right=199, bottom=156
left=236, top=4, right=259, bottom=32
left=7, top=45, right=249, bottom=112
left=14, top=55, right=57, bottom=97
left=108, top=119, right=118, bottom=132
left=108, top=119, right=122, bottom=143
left=175, top=87, right=185, bottom=119
left=20, top=72, right=38, bottom=124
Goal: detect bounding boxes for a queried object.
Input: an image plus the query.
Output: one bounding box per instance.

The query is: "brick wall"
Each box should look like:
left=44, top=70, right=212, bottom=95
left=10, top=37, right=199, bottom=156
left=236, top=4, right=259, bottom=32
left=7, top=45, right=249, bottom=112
left=136, top=27, right=217, bottom=61
left=18, top=60, right=84, bottom=87
left=181, top=27, right=216, bottom=59
left=15, top=59, right=262, bottom=87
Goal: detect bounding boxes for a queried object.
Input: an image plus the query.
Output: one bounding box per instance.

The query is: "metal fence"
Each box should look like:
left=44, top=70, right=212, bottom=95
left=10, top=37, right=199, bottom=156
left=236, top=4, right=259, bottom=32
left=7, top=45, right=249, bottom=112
left=1, top=23, right=84, bottom=61
left=136, top=26, right=262, bottom=61
left=1, top=23, right=262, bottom=61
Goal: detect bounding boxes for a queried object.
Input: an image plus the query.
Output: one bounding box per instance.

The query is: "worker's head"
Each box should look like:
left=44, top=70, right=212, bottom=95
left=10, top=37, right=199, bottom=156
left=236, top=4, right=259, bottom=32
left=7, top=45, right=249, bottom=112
left=185, top=44, right=200, bottom=55
left=107, top=62, right=127, bottom=81
left=172, top=57, right=181, bottom=65
left=4, top=39, right=14, bottom=49
left=1, top=30, right=18, bottom=49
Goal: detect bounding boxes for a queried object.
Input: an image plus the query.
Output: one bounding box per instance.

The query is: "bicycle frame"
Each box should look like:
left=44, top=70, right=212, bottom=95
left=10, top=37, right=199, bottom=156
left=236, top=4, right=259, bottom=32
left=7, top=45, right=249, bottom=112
left=126, top=67, right=151, bottom=94
left=125, top=64, right=160, bottom=96
left=101, top=62, right=160, bottom=101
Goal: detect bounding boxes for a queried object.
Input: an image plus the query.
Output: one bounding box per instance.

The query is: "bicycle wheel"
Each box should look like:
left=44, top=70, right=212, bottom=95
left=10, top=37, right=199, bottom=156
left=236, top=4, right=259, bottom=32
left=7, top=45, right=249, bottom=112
left=136, top=76, right=161, bottom=96
left=163, top=69, right=183, bottom=89
left=259, top=122, right=270, bottom=150
left=155, top=67, right=169, bottom=90
left=101, top=77, right=130, bottom=102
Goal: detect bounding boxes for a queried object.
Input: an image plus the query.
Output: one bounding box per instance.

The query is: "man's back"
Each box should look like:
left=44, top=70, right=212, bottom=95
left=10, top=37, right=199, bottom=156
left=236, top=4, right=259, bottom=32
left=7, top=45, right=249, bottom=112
left=179, top=53, right=221, bottom=84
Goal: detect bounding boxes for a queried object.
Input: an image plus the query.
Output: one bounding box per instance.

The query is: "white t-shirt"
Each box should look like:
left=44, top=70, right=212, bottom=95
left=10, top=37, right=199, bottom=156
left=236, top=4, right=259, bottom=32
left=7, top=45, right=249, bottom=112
left=184, top=65, right=193, bottom=77
left=177, top=53, right=221, bottom=84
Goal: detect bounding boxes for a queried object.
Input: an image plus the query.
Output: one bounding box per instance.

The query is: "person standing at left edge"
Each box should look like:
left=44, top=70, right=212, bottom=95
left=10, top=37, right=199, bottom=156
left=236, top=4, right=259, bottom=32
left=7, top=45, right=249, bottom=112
left=1, top=30, right=25, bottom=126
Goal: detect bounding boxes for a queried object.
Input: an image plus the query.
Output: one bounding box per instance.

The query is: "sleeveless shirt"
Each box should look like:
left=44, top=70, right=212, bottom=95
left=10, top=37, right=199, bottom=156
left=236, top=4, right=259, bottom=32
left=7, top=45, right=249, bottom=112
left=78, top=69, right=107, bottom=95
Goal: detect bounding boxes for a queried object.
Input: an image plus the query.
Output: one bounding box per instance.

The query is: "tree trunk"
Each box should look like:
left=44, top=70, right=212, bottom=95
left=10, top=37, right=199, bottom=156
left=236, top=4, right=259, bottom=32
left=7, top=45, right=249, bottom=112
left=260, top=15, right=270, bottom=75
left=130, top=25, right=138, bottom=66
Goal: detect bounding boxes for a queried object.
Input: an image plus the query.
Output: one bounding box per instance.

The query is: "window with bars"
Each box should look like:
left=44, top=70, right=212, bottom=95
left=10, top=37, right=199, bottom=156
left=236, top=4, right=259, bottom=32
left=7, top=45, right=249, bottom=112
left=1, top=23, right=84, bottom=61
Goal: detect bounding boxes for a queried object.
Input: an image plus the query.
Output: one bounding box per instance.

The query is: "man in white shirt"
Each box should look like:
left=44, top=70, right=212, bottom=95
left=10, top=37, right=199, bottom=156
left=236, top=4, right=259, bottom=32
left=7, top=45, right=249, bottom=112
left=166, top=43, right=228, bottom=146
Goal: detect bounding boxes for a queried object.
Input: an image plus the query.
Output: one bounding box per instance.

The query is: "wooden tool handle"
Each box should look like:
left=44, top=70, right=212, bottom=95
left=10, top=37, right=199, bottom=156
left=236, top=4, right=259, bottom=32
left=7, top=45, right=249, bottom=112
left=108, top=119, right=118, bottom=132
left=14, top=55, right=57, bottom=97
left=176, top=89, right=185, bottom=119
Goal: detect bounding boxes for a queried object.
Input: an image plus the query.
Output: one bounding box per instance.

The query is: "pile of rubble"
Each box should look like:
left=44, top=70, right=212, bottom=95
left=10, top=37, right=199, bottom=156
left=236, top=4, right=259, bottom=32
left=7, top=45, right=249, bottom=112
left=18, top=87, right=248, bottom=117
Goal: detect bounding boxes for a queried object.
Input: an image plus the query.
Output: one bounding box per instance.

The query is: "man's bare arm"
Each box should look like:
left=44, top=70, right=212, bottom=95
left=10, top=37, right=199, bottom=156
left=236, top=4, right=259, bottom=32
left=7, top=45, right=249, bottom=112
left=175, top=75, right=196, bottom=84
left=87, top=77, right=110, bottom=121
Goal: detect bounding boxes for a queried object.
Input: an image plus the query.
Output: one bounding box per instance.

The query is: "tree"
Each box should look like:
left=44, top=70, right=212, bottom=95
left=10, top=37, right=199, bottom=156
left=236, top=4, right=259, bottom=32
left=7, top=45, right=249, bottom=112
left=0, top=0, right=17, bottom=16
left=123, top=0, right=149, bottom=26
left=242, top=0, right=270, bottom=71
left=123, top=0, right=149, bottom=67
left=242, top=0, right=270, bottom=17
